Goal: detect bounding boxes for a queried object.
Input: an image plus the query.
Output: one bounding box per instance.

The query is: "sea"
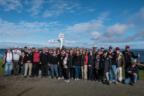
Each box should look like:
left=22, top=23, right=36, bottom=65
left=0, top=49, right=144, bottom=63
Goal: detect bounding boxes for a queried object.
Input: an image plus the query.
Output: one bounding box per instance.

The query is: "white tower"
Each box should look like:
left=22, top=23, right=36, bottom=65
left=58, top=33, right=64, bottom=49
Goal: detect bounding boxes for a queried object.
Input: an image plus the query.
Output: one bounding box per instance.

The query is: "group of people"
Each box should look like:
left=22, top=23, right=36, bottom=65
left=2, top=46, right=140, bottom=85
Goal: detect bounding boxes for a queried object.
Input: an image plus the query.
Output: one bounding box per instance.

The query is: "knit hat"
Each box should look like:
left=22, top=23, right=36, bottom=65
left=115, top=47, right=120, bottom=50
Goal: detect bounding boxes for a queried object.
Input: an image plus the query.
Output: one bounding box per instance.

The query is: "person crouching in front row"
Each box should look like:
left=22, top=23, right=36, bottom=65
left=124, top=59, right=138, bottom=86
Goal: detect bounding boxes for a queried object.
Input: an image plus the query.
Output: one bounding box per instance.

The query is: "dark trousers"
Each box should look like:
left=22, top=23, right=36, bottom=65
left=32, top=63, right=39, bottom=77
left=41, top=64, right=48, bottom=77
left=88, top=67, right=93, bottom=80
left=13, top=61, right=19, bottom=75
left=95, top=69, right=99, bottom=80
left=70, top=67, right=75, bottom=79
left=58, top=65, right=63, bottom=77
left=63, top=68, right=69, bottom=80
left=19, top=63, right=24, bottom=75
left=99, top=68, right=104, bottom=81
left=125, top=67, right=129, bottom=78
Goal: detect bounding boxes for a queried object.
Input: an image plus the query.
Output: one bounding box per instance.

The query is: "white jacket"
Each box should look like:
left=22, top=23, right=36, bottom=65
left=12, top=50, right=21, bottom=61
left=6, top=52, right=13, bottom=62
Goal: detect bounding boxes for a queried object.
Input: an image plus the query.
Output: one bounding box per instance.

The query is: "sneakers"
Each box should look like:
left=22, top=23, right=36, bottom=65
left=64, top=80, right=70, bottom=83
left=75, top=78, right=80, bottom=80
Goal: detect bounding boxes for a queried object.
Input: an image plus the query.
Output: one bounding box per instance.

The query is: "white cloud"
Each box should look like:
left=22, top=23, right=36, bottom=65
left=66, top=12, right=108, bottom=33
left=0, top=0, right=22, bottom=11
left=29, top=0, right=44, bottom=16
left=0, top=18, right=60, bottom=39
left=139, top=7, right=144, bottom=19
left=66, top=20, right=103, bottom=33
left=91, top=32, right=101, bottom=40
left=42, top=0, right=80, bottom=18
left=107, top=23, right=128, bottom=35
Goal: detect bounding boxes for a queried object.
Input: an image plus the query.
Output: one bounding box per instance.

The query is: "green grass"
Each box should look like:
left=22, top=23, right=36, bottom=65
left=139, top=69, right=144, bottom=80
left=0, top=58, right=4, bottom=76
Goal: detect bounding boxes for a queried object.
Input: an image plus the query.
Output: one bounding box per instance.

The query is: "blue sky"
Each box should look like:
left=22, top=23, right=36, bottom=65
left=0, top=0, right=144, bottom=48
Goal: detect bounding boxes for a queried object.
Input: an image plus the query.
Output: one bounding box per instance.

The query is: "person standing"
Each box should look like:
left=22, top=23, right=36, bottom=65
left=103, top=51, right=111, bottom=85
left=109, top=48, right=118, bottom=84
left=73, top=50, right=82, bottom=80
left=80, top=49, right=84, bottom=79
left=12, top=48, right=21, bottom=75
left=116, top=47, right=125, bottom=82
left=40, top=48, right=49, bottom=77
left=57, top=50, right=65, bottom=79
left=69, top=49, right=75, bottom=79
left=88, top=50, right=94, bottom=80
left=32, top=48, right=40, bottom=77
left=63, top=52, right=70, bottom=83
left=95, top=50, right=101, bottom=81
left=24, top=48, right=33, bottom=77
left=3, top=49, right=13, bottom=76
left=19, top=51, right=25, bottom=75
left=99, top=48, right=105, bottom=82
left=84, top=50, right=88, bottom=80
left=50, top=50, right=59, bottom=78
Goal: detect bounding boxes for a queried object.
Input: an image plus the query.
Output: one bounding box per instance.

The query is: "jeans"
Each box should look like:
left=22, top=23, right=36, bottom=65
left=48, top=66, right=51, bottom=76
left=105, top=72, right=110, bottom=81
left=110, top=65, right=117, bottom=82
left=75, top=66, right=81, bottom=79
left=58, top=65, right=63, bottom=77
left=124, top=74, right=137, bottom=84
left=50, top=64, right=58, bottom=78
left=5, top=62, right=13, bottom=75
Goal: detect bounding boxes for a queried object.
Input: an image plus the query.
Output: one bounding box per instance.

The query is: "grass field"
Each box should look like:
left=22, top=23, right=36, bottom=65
left=0, top=58, right=4, bottom=76
left=0, top=58, right=143, bottom=79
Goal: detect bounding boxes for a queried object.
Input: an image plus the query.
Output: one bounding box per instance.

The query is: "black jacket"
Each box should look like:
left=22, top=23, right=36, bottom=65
left=88, top=55, right=94, bottom=67
left=123, top=50, right=136, bottom=68
left=24, top=52, right=33, bottom=63
left=51, top=55, right=58, bottom=65
left=68, top=55, right=74, bottom=68
left=40, top=52, right=49, bottom=65
left=73, top=54, right=82, bottom=66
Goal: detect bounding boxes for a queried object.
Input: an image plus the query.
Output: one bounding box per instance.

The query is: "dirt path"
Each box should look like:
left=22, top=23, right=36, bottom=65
left=0, top=76, right=144, bottom=96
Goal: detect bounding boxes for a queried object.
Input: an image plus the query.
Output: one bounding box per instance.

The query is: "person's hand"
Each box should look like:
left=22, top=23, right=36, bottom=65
left=48, top=64, right=51, bottom=67
left=27, top=61, right=30, bottom=63
left=133, top=73, right=137, bottom=76
left=128, top=71, right=132, bottom=74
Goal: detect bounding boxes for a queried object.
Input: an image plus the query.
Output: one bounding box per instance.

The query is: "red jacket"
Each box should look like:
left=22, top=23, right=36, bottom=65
left=33, top=52, right=40, bottom=63
left=84, top=54, right=88, bottom=65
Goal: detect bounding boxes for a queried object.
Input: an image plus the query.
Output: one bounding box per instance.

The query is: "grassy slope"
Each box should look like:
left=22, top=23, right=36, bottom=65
left=139, top=69, right=144, bottom=80
left=0, top=58, right=4, bottom=75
